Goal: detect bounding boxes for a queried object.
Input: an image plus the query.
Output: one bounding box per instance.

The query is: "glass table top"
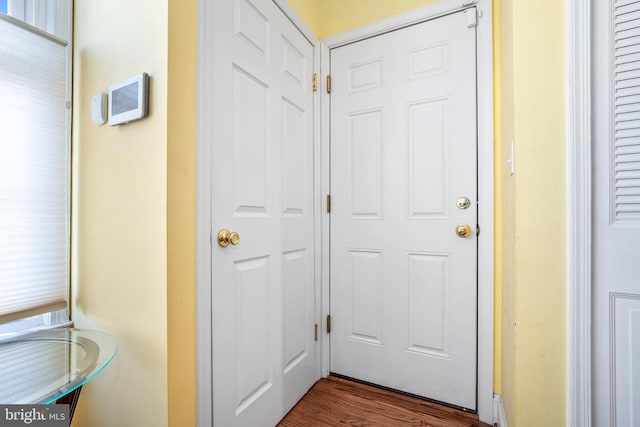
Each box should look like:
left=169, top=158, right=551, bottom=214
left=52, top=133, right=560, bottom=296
left=0, top=328, right=117, bottom=404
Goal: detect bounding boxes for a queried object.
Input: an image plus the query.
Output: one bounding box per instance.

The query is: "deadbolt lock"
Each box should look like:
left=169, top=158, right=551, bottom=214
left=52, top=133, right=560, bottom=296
left=456, top=224, right=472, bottom=238
left=456, top=197, right=471, bottom=209
left=217, top=229, right=240, bottom=247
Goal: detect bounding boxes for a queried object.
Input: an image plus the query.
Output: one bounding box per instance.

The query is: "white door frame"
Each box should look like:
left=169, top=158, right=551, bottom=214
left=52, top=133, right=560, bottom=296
left=319, top=0, right=494, bottom=423
left=566, top=0, right=591, bottom=425
left=195, top=1, right=321, bottom=425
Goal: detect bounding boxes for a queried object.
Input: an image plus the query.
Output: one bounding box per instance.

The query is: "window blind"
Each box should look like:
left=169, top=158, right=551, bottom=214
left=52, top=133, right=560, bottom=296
left=0, top=14, right=69, bottom=323
left=614, top=0, right=640, bottom=222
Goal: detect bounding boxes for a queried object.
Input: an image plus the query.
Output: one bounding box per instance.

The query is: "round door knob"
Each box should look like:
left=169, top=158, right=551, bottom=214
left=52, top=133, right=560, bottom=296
left=456, top=224, right=472, bottom=238
left=218, top=229, right=240, bottom=247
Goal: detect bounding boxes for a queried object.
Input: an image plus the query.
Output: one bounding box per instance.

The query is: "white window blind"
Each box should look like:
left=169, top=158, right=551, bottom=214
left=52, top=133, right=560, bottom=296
left=0, top=14, right=69, bottom=323
left=614, top=0, right=640, bottom=222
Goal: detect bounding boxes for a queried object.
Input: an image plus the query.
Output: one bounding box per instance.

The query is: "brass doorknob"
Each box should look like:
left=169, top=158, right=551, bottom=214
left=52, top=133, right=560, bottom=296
left=456, top=224, right=472, bottom=238
left=218, top=229, right=240, bottom=247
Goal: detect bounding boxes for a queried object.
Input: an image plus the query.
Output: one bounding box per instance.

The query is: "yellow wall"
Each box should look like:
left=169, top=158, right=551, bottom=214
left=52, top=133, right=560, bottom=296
left=510, top=0, right=567, bottom=423
left=287, top=0, right=440, bottom=38
left=495, top=0, right=567, bottom=424
left=495, top=0, right=516, bottom=418
left=167, top=0, right=197, bottom=425
left=71, top=1, right=169, bottom=425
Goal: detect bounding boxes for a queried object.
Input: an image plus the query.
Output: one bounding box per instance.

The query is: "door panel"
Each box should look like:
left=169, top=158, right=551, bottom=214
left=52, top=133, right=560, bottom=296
left=348, top=249, right=384, bottom=344
left=611, top=295, right=640, bottom=426
left=330, top=9, right=478, bottom=410
left=234, top=256, right=272, bottom=412
left=348, top=110, right=383, bottom=218
left=210, top=0, right=316, bottom=425
left=593, top=1, right=640, bottom=424
left=408, top=253, right=449, bottom=357
left=408, top=99, right=448, bottom=218
left=232, top=66, right=269, bottom=215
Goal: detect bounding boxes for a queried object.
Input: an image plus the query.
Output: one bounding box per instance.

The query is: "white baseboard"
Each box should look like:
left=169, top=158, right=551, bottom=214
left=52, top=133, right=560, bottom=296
left=493, top=394, right=508, bottom=427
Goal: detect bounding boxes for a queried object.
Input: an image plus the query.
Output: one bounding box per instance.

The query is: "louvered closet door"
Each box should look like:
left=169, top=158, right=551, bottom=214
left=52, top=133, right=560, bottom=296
left=593, top=1, right=640, bottom=425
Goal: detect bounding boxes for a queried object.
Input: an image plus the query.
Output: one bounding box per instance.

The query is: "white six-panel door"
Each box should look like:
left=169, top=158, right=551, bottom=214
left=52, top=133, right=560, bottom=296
left=593, top=1, right=640, bottom=425
left=209, top=0, right=317, bottom=425
left=329, top=9, right=478, bottom=410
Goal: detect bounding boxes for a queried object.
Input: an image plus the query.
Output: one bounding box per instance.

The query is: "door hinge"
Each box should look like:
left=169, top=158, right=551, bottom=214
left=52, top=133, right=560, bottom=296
left=476, top=224, right=481, bottom=236
left=314, top=323, right=318, bottom=341
left=326, top=315, right=331, bottom=334
left=326, top=194, right=331, bottom=213
left=326, top=75, right=331, bottom=93
left=312, top=73, right=318, bottom=92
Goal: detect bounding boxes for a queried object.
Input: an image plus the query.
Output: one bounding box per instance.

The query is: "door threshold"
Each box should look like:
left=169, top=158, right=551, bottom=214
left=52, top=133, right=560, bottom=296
left=329, top=372, right=477, bottom=414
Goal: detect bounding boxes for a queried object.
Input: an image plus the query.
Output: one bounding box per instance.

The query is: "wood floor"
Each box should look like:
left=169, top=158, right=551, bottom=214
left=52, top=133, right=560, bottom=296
left=278, top=376, right=492, bottom=427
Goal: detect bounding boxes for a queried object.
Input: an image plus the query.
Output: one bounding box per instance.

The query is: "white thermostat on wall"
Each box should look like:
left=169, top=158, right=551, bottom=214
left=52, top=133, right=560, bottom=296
left=108, top=72, right=149, bottom=126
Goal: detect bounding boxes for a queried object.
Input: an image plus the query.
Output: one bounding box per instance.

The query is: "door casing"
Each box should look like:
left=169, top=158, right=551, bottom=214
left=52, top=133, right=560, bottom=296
left=196, top=0, right=495, bottom=425
left=320, top=0, right=494, bottom=423
left=566, top=0, right=591, bottom=425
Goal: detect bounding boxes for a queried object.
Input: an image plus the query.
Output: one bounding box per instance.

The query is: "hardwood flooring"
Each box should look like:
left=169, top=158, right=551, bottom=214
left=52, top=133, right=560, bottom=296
left=278, top=376, right=491, bottom=427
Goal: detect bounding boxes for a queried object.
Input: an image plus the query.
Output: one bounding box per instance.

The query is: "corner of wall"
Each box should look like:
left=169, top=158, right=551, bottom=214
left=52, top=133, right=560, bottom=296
left=495, top=0, right=516, bottom=423
left=284, top=0, right=320, bottom=37
left=167, top=0, right=197, bottom=425
left=492, top=0, right=503, bottom=397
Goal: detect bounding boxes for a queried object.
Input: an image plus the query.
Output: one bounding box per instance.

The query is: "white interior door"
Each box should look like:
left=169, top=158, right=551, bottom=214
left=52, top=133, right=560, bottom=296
left=593, top=1, right=640, bottom=425
left=209, top=0, right=317, bottom=425
left=329, top=9, right=478, bottom=410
